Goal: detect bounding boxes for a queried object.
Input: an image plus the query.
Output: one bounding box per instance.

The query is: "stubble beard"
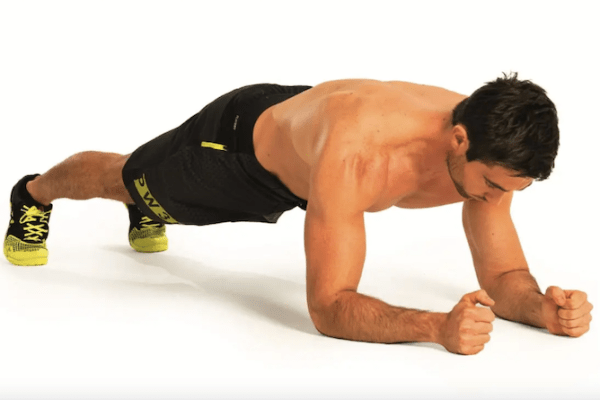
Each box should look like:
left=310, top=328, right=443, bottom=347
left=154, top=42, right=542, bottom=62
left=446, top=152, right=470, bottom=200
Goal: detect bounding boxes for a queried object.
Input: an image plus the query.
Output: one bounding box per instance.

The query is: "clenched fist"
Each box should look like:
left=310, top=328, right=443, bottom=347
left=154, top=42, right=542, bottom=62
left=542, top=286, right=593, bottom=337
left=439, top=289, right=496, bottom=355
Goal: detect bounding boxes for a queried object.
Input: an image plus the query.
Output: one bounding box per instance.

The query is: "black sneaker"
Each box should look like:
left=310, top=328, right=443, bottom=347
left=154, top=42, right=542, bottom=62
left=4, top=174, right=53, bottom=266
left=126, top=204, right=168, bottom=253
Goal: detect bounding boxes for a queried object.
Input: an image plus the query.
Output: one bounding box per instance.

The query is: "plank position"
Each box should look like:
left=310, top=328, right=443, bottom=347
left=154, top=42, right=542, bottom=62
left=4, top=73, right=593, bottom=355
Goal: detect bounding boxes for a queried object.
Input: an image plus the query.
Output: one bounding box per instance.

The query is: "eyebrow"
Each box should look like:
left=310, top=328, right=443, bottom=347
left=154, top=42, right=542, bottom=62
left=485, top=177, right=533, bottom=192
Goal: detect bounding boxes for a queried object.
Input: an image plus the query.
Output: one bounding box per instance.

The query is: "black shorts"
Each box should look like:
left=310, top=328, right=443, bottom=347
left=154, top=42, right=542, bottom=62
left=122, top=83, right=312, bottom=226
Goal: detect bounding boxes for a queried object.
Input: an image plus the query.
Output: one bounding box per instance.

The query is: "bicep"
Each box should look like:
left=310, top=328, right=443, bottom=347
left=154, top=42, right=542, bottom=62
left=462, top=192, right=530, bottom=290
left=304, top=207, right=366, bottom=318
left=304, top=139, right=387, bottom=319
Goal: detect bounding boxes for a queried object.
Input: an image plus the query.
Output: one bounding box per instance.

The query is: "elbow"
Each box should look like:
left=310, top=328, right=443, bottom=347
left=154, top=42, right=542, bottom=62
left=479, top=278, right=497, bottom=297
left=307, top=295, right=342, bottom=337
left=475, top=276, right=499, bottom=306
left=307, top=288, right=356, bottom=337
left=481, top=269, right=532, bottom=295
left=480, top=281, right=501, bottom=310
left=308, top=301, right=332, bottom=336
left=308, top=307, right=328, bottom=336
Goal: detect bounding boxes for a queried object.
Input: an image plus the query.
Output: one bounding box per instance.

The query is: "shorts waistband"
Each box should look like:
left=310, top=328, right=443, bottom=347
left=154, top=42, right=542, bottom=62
left=228, top=84, right=312, bottom=154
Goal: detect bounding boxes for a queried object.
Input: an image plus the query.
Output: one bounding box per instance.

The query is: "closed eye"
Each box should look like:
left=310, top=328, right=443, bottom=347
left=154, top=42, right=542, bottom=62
left=484, top=177, right=509, bottom=192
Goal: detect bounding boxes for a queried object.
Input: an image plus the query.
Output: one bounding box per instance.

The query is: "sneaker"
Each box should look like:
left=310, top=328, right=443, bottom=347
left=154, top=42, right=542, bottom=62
left=126, top=204, right=168, bottom=253
left=4, top=174, right=53, bottom=266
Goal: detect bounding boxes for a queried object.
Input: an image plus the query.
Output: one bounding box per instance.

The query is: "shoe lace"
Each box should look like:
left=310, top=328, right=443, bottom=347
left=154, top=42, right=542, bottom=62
left=140, top=216, right=162, bottom=230
left=19, top=205, right=50, bottom=242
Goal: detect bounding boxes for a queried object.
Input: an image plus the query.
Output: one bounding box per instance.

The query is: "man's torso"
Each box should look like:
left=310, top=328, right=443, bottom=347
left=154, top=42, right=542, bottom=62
left=253, top=79, right=469, bottom=211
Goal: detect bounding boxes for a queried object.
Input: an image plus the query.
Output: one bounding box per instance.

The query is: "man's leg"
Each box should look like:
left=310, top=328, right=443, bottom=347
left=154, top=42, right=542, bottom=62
left=26, top=150, right=169, bottom=253
left=25, top=151, right=133, bottom=205
left=4, top=151, right=168, bottom=266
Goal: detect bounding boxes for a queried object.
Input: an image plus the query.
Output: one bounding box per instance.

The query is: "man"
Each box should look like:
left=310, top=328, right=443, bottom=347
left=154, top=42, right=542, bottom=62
left=3, top=73, right=593, bottom=355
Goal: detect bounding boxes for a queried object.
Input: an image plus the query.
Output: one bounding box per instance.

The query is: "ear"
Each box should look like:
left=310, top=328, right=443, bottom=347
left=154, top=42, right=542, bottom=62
left=452, top=124, right=470, bottom=154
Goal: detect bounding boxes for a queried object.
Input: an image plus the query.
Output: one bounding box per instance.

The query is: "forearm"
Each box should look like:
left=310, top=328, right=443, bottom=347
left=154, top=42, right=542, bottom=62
left=486, top=270, right=545, bottom=328
left=313, top=291, right=446, bottom=344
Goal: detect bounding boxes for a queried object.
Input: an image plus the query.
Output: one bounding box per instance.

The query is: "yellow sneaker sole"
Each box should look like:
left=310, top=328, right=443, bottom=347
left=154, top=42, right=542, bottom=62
left=129, top=237, right=168, bottom=253
left=3, top=235, right=48, bottom=266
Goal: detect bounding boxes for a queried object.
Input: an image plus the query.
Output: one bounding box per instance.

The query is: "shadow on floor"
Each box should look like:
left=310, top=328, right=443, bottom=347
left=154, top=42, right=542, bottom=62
left=5, top=245, right=486, bottom=350
left=101, top=244, right=318, bottom=336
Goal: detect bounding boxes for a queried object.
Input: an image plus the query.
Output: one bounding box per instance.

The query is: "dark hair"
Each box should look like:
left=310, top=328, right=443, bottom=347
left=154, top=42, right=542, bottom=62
left=451, top=72, right=559, bottom=181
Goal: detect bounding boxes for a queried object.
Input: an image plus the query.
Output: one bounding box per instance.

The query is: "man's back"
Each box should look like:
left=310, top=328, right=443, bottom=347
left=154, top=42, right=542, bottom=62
left=254, top=79, right=469, bottom=210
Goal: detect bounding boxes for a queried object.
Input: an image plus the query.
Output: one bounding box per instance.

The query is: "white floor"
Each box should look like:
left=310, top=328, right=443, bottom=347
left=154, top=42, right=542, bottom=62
left=1, top=1, right=599, bottom=399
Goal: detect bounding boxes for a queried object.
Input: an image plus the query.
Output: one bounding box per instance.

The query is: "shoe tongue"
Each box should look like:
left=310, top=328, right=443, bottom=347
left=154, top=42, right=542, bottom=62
left=25, top=205, right=44, bottom=216
left=17, top=176, right=47, bottom=208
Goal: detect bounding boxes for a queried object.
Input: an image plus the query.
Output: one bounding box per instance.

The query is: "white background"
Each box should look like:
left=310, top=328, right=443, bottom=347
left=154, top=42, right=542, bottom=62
left=1, top=1, right=598, bottom=399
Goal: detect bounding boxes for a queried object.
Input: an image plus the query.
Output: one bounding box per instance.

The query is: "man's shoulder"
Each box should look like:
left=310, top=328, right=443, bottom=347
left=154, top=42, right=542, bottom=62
left=323, top=89, right=439, bottom=151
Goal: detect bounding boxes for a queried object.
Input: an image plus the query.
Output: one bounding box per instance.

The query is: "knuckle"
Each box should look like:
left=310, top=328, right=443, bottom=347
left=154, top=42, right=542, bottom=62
left=564, top=319, right=576, bottom=328
left=565, top=327, right=581, bottom=337
left=571, top=320, right=580, bottom=328
left=558, top=319, right=566, bottom=328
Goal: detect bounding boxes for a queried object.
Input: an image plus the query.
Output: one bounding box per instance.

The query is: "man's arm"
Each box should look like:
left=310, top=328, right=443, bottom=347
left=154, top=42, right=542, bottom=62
left=304, top=138, right=445, bottom=343
left=305, top=144, right=495, bottom=352
left=463, top=191, right=546, bottom=325
left=462, top=191, right=592, bottom=335
left=304, top=97, right=495, bottom=354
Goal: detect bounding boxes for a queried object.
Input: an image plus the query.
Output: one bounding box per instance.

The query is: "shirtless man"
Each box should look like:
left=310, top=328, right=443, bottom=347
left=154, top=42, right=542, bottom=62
left=4, top=73, right=593, bottom=355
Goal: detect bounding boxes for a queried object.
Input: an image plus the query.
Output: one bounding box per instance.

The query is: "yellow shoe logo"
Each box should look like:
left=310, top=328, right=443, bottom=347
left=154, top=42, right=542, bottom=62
left=134, top=175, right=178, bottom=224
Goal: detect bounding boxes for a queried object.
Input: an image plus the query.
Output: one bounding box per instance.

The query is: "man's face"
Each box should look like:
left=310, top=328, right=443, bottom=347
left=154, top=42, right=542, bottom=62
left=446, top=155, right=534, bottom=205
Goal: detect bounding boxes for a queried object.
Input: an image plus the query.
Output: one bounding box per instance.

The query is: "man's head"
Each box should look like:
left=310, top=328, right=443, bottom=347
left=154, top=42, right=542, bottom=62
left=447, top=72, right=559, bottom=203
